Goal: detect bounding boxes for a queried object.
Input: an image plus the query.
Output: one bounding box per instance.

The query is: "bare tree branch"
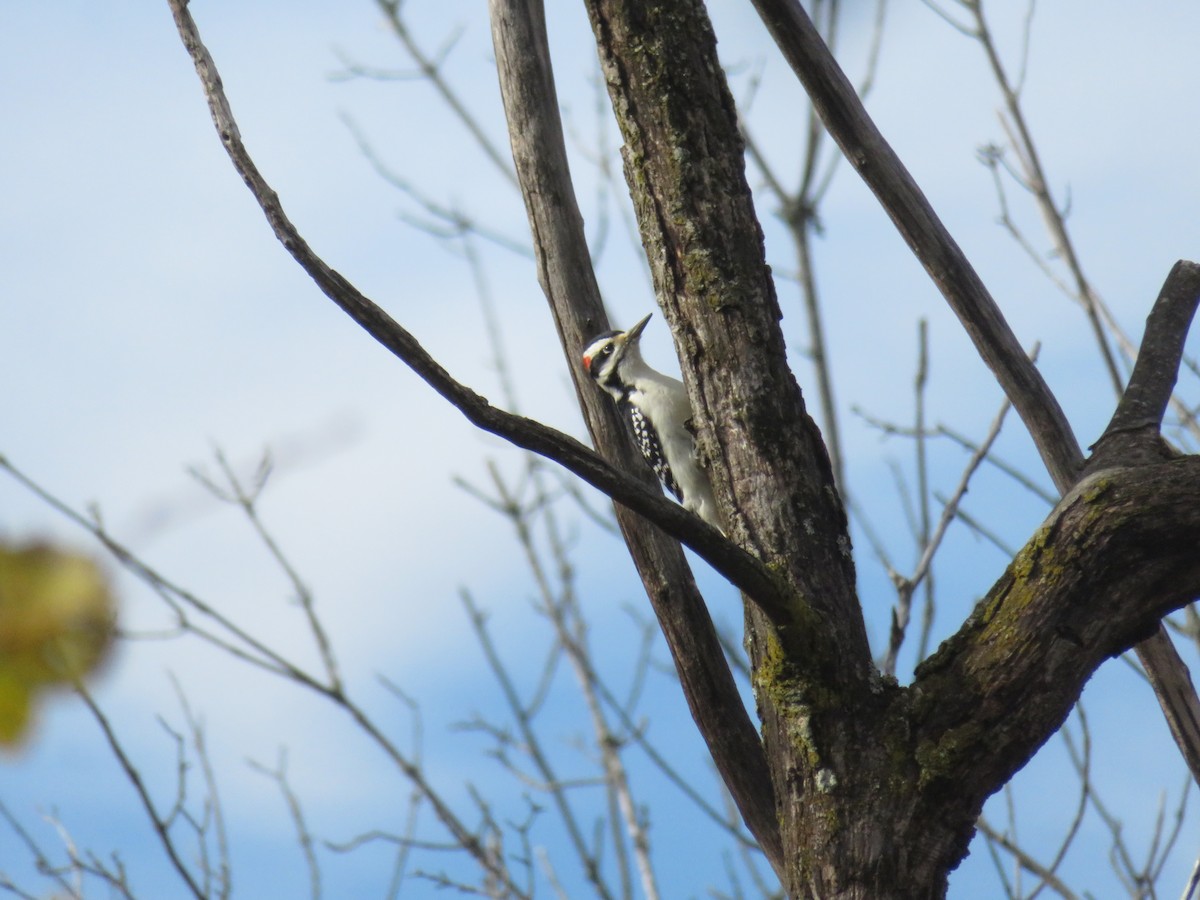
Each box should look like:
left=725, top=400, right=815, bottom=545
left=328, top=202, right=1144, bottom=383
left=249, top=752, right=321, bottom=900
left=911, top=457, right=1200, bottom=854
left=966, top=0, right=1123, bottom=395
left=749, top=0, right=1200, bottom=806
left=75, top=682, right=206, bottom=900
left=485, top=0, right=784, bottom=873
left=1131, top=629, right=1200, bottom=788
left=748, top=0, right=1084, bottom=492
left=1097, top=261, right=1200, bottom=449
left=192, top=450, right=343, bottom=693
left=373, top=0, right=519, bottom=187
left=883, top=390, right=1013, bottom=675
left=462, top=591, right=616, bottom=900
left=976, top=817, right=1081, bottom=900
left=163, top=0, right=791, bottom=626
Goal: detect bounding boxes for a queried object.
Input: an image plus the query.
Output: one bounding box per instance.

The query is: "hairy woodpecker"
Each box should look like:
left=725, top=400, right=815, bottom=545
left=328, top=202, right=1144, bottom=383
left=582, top=313, right=723, bottom=530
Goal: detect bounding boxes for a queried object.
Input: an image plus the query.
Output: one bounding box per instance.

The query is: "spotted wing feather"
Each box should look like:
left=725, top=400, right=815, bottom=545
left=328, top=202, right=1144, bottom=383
left=625, top=404, right=682, bottom=501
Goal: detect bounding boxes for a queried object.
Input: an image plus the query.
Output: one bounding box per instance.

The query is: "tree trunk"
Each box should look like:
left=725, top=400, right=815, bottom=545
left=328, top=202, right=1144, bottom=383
left=578, top=1, right=1200, bottom=896
left=168, top=0, right=1200, bottom=892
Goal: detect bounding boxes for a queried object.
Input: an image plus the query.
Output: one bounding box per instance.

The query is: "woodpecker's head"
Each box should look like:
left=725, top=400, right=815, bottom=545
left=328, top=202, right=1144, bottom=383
left=582, top=313, right=652, bottom=399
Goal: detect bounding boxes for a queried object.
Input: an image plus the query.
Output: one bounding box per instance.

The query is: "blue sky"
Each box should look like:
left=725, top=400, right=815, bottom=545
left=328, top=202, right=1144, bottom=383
left=2, top=1, right=1199, bottom=897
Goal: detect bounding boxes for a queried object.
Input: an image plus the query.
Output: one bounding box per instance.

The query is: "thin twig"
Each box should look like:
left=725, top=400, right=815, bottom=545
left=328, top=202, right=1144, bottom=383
left=165, top=0, right=792, bottom=624
left=976, top=817, right=1081, bottom=900
left=461, top=590, right=615, bottom=900
left=249, top=752, right=321, bottom=900
left=197, top=449, right=343, bottom=693
left=340, top=113, right=533, bottom=259
left=750, top=0, right=1085, bottom=491
left=883, top=389, right=1012, bottom=674
left=169, top=674, right=232, bottom=899
left=913, top=320, right=935, bottom=664
left=74, top=681, right=206, bottom=900
left=967, top=0, right=1122, bottom=395
left=1026, top=706, right=1090, bottom=899
left=373, top=0, right=518, bottom=187
left=517, top=465, right=662, bottom=899
left=1, top=454, right=527, bottom=896
left=1181, top=850, right=1200, bottom=900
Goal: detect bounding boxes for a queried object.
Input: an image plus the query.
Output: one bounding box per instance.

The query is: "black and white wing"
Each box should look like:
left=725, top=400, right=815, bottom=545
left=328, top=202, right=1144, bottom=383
left=625, top=403, right=683, bottom=501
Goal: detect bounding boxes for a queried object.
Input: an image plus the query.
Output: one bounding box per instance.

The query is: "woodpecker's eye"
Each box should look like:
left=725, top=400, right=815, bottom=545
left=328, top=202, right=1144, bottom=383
left=583, top=339, right=616, bottom=375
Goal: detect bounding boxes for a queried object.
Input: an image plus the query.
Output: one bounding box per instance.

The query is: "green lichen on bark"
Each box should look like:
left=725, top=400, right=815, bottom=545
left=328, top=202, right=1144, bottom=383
left=914, top=721, right=985, bottom=790
left=968, top=474, right=1123, bottom=666
left=595, top=0, right=764, bottom=318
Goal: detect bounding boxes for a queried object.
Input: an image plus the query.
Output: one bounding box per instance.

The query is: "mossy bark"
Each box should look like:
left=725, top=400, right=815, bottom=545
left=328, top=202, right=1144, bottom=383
left=580, top=1, right=1200, bottom=897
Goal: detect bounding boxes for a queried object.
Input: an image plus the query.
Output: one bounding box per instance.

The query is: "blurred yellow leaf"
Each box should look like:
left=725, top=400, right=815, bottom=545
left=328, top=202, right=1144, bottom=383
left=0, top=543, right=116, bottom=747
left=0, top=671, right=33, bottom=745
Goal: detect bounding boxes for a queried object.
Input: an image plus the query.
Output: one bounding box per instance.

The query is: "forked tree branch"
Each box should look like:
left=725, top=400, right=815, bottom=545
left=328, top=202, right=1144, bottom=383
left=1090, top=261, right=1200, bottom=788
left=748, top=0, right=1084, bottom=494
left=749, top=0, right=1200, bottom=793
left=582, top=0, right=868, bottom=686
left=909, top=455, right=1200, bottom=874
left=167, top=0, right=786, bottom=871
left=163, top=0, right=790, bottom=626
left=1097, top=261, right=1200, bottom=446
left=578, top=3, right=872, bottom=891
left=154, top=0, right=1200, bottom=892
left=486, top=0, right=784, bottom=872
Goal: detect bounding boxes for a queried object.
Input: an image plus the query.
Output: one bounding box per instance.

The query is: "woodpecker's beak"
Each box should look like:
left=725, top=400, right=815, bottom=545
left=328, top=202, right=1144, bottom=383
left=624, top=313, right=653, bottom=345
